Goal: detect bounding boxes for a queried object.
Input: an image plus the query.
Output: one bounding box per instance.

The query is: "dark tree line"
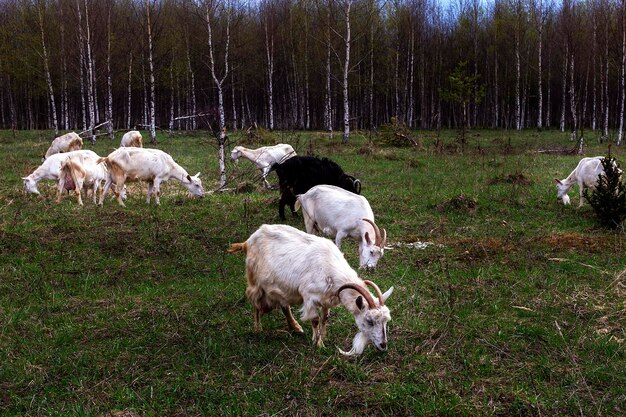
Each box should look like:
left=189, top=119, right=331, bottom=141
left=0, top=0, right=625, bottom=144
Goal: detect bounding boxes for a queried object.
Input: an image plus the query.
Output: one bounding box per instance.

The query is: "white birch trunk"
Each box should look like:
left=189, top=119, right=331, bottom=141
left=560, top=44, right=568, bottom=133
left=546, top=51, right=551, bottom=127
left=369, top=21, right=374, bottom=129
left=537, top=0, right=543, bottom=129
left=38, top=3, right=58, bottom=136
left=142, top=52, right=148, bottom=128
left=127, top=53, right=132, bottom=130
left=618, top=2, right=625, bottom=146
left=264, top=21, right=274, bottom=131
left=407, top=30, right=415, bottom=128
left=515, top=11, right=521, bottom=131
left=76, top=0, right=87, bottom=133
left=569, top=53, right=577, bottom=138
left=325, top=19, right=332, bottom=136
left=107, top=9, right=114, bottom=139
left=592, top=15, right=597, bottom=131
left=146, top=0, right=157, bottom=144
left=604, top=24, right=609, bottom=138
left=304, top=13, right=311, bottom=130
left=82, top=0, right=96, bottom=144
left=169, top=58, right=175, bottom=132
left=206, top=1, right=230, bottom=188
left=231, top=71, right=237, bottom=131
left=341, top=0, right=352, bottom=144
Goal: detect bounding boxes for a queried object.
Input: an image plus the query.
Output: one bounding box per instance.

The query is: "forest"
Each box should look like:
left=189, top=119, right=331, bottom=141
left=0, top=0, right=625, bottom=145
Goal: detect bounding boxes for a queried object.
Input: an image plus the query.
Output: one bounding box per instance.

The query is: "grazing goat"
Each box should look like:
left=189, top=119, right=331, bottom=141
left=228, top=224, right=393, bottom=356
left=58, top=152, right=126, bottom=205
left=231, top=144, right=296, bottom=188
left=43, top=132, right=83, bottom=160
left=23, top=150, right=98, bottom=195
left=120, top=130, right=143, bottom=148
left=295, top=185, right=387, bottom=269
left=98, top=147, right=204, bottom=206
left=272, top=156, right=362, bottom=219
left=555, top=156, right=621, bottom=207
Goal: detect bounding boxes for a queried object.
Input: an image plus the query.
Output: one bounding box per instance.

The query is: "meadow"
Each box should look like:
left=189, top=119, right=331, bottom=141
left=0, top=128, right=624, bottom=416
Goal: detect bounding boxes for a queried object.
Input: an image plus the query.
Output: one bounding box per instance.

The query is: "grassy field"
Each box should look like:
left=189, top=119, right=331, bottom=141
left=0, top=128, right=625, bottom=416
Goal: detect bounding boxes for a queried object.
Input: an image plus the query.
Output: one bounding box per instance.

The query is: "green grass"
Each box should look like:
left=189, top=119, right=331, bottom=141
left=0, top=128, right=625, bottom=416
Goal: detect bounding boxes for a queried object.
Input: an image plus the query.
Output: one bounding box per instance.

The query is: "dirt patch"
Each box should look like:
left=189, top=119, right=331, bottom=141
left=436, top=194, right=478, bottom=214
left=538, top=233, right=615, bottom=253
left=489, top=173, right=532, bottom=186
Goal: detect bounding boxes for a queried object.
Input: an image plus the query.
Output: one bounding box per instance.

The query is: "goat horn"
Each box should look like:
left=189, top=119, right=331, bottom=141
left=362, top=218, right=383, bottom=247
left=337, top=283, right=376, bottom=309
left=362, top=280, right=384, bottom=306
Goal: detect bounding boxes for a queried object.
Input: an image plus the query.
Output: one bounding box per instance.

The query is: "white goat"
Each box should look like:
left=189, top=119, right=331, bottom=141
left=295, top=185, right=387, bottom=269
left=228, top=224, right=393, bottom=356
left=98, top=147, right=204, bottom=206
left=58, top=152, right=126, bottom=205
left=555, top=156, right=618, bottom=207
left=230, top=144, right=296, bottom=187
left=23, top=150, right=98, bottom=195
left=120, top=130, right=143, bottom=147
left=43, top=132, right=83, bottom=160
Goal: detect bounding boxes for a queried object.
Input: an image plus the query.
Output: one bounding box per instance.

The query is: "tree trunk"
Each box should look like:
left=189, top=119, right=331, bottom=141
left=265, top=21, right=274, bottom=131
left=324, top=20, right=332, bottom=137
left=407, top=30, right=415, bottom=128
left=515, top=3, right=521, bottom=130
left=186, top=43, right=196, bottom=130
left=604, top=23, right=609, bottom=138
left=83, top=0, right=96, bottom=144
left=231, top=70, right=237, bottom=131
left=537, top=0, right=543, bottom=129
left=592, top=14, right=597, bottom=131
left=618, top=0, right=625, bottom=146
left=169, top=57, right=175, bottom=132
left=206, top=1, right=230, bottom=188
left=146, top=0, right=157, bottom=144
left=341, top=0, right=352, bottom=144
left=560, top=44, right=568, bottom=133
left=76, top=0, right=87, bottom=133
left=127, top=53, right=132, bottom=130
left=38, top=2, right=58, bottom=136
left=107, top=8, right=114, bottom=139
left=569, top=52, right=577, bottom=137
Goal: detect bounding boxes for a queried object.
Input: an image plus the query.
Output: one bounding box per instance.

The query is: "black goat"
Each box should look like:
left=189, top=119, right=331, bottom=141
left=271, top=156, right=362, bottom=219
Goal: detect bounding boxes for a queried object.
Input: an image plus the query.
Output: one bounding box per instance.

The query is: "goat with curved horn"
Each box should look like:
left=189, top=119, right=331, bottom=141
left=295, top=185, right=387, bottom=269
left=229, top=224, right=394, bottom=356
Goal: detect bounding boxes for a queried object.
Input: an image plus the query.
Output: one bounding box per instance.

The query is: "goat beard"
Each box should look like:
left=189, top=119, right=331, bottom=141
left=338, top=331, right=369, bottom=356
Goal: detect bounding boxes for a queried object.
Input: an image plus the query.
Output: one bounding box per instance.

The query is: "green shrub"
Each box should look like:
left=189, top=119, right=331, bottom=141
left=585, top=157, right=626, bottom=230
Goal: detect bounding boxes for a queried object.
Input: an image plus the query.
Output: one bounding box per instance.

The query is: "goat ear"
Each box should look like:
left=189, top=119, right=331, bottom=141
left=554, top=178, right=562, bottom=185
left=364, top=232, right=372, bottom=245
left=355, top=296, right=365, bottom=311
left=194, top=172, right=201, bottom=178
left=186, top=174, right=192, bottom=182
left=382, top=287, right=394, bottom=302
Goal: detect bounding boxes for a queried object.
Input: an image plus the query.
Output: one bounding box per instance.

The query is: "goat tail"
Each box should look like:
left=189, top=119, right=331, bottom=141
left=96, top=157, right=109, bottom=166
left=294, top=197, right=302, bottom=212
left=228, top=242, right=248, bottom=254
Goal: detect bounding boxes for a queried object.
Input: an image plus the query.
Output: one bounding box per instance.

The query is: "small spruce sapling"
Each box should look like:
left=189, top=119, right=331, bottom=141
left=584, top=156, right=626, bottom=230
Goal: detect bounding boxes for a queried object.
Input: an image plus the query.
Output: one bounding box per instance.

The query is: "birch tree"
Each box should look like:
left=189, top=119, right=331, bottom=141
left=618, top=0, right=625, bottom=145
left=146, top=0, right=157, bottom=144
left=206, top=0, right=231, bottom=188
left=37, top=1, right=58, bottom=136
left=264, top=13, right=274, bottom=130
left=340, top=0, right=352, bottom=144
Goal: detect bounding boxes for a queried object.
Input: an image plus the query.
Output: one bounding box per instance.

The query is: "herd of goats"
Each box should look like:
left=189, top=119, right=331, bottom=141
left=19, top=130, right=614, bottom=355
